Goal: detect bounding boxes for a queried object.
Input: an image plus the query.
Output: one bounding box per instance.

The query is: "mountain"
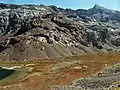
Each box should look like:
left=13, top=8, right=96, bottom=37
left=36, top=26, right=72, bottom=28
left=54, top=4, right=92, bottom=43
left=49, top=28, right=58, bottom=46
left=64, top=4, right=120, bottom=22
left=0, top=3, right=120, bottom=61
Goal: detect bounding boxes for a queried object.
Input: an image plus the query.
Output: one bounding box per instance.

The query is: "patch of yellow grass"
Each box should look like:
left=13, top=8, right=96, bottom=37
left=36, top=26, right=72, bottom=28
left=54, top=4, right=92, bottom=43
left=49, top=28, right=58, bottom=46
left=114, top=88, right=120, bottom=90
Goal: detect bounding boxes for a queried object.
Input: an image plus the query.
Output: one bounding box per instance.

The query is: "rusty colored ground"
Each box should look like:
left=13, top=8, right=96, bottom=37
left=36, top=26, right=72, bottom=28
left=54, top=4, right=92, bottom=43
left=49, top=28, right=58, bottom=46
left=1, top=52, right=120, bottom=90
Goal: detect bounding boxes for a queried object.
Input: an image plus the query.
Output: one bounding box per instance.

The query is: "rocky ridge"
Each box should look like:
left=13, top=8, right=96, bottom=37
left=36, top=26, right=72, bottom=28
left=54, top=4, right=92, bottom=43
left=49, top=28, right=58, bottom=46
left=0, top=3, right=120, bottom=60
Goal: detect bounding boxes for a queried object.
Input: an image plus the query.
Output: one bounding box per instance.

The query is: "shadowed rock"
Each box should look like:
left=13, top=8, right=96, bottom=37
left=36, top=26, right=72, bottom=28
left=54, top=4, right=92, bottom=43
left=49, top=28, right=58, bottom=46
left=0, top=3, right=120, bottom=60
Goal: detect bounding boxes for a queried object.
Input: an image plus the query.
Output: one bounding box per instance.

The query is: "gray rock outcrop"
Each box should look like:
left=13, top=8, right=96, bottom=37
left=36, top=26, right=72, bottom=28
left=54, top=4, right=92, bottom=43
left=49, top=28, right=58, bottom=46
left=0, top=3, right=120, bottom=60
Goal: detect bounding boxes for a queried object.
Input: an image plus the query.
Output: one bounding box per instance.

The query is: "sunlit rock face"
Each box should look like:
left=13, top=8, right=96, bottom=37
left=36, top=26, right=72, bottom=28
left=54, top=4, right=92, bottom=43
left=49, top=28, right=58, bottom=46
left=0, top=3, right=120, bottom=60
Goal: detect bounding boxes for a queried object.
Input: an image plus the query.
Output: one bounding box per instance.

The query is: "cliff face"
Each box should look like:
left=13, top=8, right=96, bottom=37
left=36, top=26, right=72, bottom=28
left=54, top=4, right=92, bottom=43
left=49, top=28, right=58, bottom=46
left=0, top=3, right=120, bottom=61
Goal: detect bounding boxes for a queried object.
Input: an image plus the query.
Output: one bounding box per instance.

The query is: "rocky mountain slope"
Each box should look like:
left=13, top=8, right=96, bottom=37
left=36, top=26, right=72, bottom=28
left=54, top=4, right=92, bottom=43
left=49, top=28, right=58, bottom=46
left=0, top=3, right=120, bottom=61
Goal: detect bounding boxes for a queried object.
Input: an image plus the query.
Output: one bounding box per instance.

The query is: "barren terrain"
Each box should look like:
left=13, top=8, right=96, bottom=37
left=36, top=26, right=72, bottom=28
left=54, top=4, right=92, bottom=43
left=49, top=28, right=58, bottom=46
left=0, top=52, right=120, bottom=90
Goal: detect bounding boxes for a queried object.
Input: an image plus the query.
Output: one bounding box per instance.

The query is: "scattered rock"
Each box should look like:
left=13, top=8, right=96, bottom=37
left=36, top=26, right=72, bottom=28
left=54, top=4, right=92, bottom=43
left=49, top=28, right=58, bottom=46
left=0, top=3, right=120, bottom=60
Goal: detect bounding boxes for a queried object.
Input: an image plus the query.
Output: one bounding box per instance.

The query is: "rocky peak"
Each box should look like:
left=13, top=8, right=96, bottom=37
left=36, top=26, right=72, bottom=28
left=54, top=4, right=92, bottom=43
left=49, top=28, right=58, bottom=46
left=88, top=4, right=111, bottom=14
left=93, top=4, right=105, bottom=10
left=0, top=3, right=10, bottom=9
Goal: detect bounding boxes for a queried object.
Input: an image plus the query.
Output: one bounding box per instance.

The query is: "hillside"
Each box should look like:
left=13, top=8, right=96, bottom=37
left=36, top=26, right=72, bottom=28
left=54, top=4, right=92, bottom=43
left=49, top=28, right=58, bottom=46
left=0, top=3, right=120, bottom=60
left=1, top=3, right=120, bottom=90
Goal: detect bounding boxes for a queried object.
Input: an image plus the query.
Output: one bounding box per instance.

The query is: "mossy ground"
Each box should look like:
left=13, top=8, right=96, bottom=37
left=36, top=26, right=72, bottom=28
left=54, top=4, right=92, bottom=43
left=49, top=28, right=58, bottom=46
left=0, top=52, right=120, bottom=89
